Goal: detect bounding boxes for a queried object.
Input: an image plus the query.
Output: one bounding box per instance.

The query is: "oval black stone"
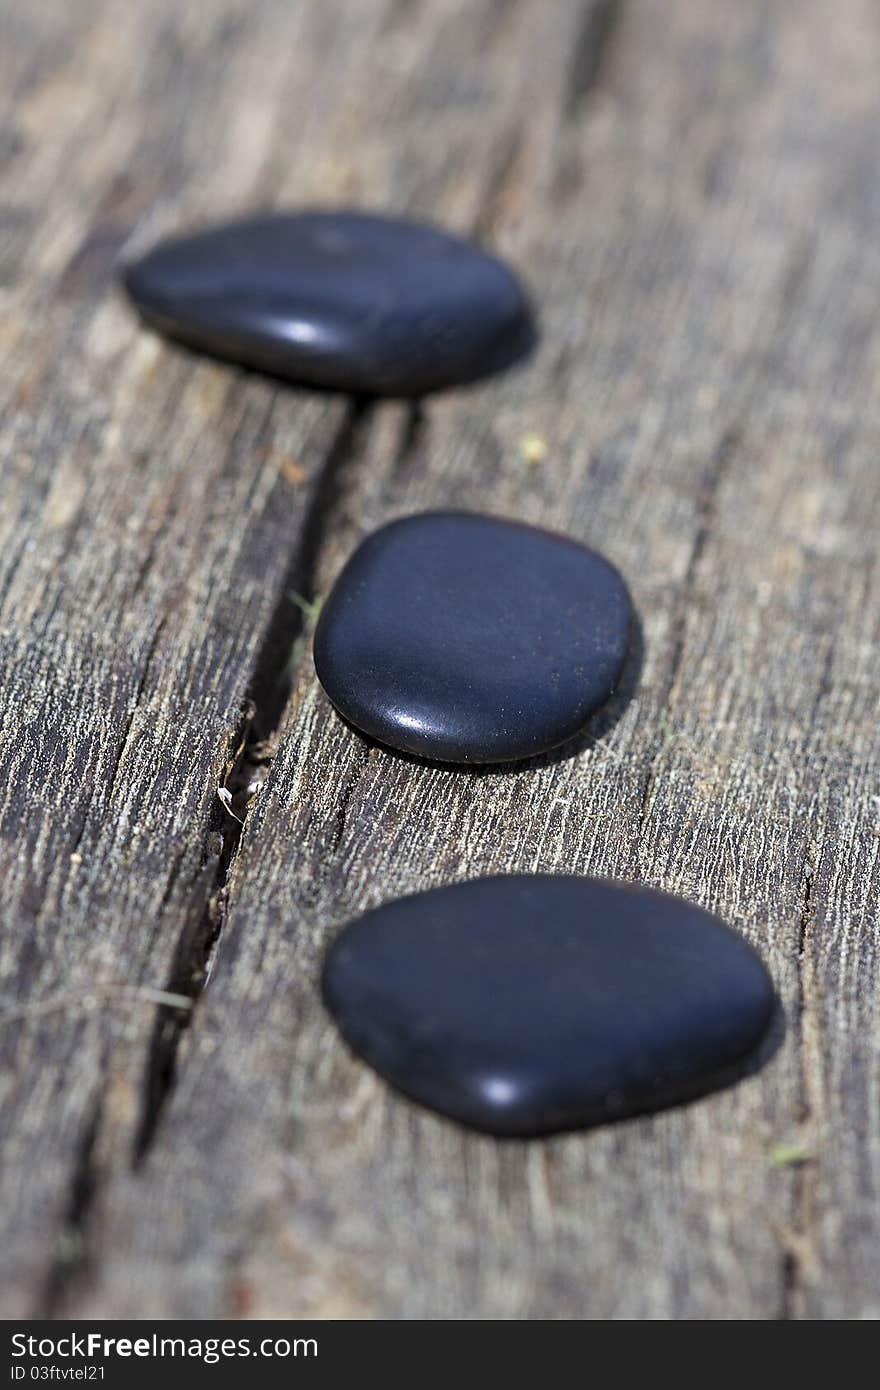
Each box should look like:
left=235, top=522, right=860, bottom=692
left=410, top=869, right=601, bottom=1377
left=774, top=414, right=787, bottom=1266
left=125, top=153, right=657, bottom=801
left=321, top=876, right=778, bottom=1138
left=313, top=511, right=633, bottom=764
left=123, top=211, right=535, bottom=396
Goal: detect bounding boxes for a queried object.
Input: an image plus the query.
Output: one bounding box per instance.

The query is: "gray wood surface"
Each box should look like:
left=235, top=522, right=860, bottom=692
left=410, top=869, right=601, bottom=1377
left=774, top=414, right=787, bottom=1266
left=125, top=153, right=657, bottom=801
left=1, top=0, right=878, bottom=1319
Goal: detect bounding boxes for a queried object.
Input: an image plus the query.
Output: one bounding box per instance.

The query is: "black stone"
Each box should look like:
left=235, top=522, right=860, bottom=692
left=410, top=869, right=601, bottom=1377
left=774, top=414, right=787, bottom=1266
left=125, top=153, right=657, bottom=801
left=313, top=511, right=633, bottom=764
left=123, top=211, right=535, bottom=396
left=321, top=876, right=778, bottom=1138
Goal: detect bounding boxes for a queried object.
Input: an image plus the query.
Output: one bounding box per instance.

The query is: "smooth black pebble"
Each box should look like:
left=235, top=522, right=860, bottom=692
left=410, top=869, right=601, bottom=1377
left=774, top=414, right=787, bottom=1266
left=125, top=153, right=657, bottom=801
left=313, top=511, right=633, bottom=763
left=321, top=876, right=778, bottom=1138
left=123, top=210, right=535, bottom=396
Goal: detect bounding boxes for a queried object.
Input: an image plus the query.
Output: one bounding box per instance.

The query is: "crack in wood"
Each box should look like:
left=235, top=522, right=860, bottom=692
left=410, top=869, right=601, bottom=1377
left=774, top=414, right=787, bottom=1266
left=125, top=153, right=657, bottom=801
left=781, top=632, right=832, bottom=1318
left=250, top=401, right=372, bottom=739
left=388, top=401, right=427, bottom=490
left=302, top=743, right=373, bottom=920
left=132, top=831, right=229, bottom=1166
left=131, top=400, right=374, bottom=1168
left=780, top=848, right=819, bottom=1318
left=327, top=752, right=369, bottom=864
left=472, top=119, right=530, bottom=242
left=563, top=0, right=624, bottom=120
left=38, top=1090, right=103, bottom=1317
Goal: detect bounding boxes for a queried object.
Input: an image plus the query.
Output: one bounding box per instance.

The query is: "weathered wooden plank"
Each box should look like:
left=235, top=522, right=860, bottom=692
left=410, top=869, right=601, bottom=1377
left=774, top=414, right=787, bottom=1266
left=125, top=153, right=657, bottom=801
left=66, top=0, right=880, bottom=1320
left=4, top=0, right=880, bottom=1320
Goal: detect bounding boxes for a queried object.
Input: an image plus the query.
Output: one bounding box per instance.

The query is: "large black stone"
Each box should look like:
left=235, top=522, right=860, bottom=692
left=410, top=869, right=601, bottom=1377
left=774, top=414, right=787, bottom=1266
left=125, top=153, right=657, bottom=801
left=123, top=211, right=535, bottom=396
left=321, top=876, right=778, bottom=1138
left=313, top=511, right=633, bottom=763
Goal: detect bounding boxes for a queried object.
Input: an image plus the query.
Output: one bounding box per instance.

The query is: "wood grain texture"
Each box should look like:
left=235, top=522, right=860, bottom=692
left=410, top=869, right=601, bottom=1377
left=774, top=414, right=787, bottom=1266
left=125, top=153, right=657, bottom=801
left=1, top=0, right=879, bottom=1319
